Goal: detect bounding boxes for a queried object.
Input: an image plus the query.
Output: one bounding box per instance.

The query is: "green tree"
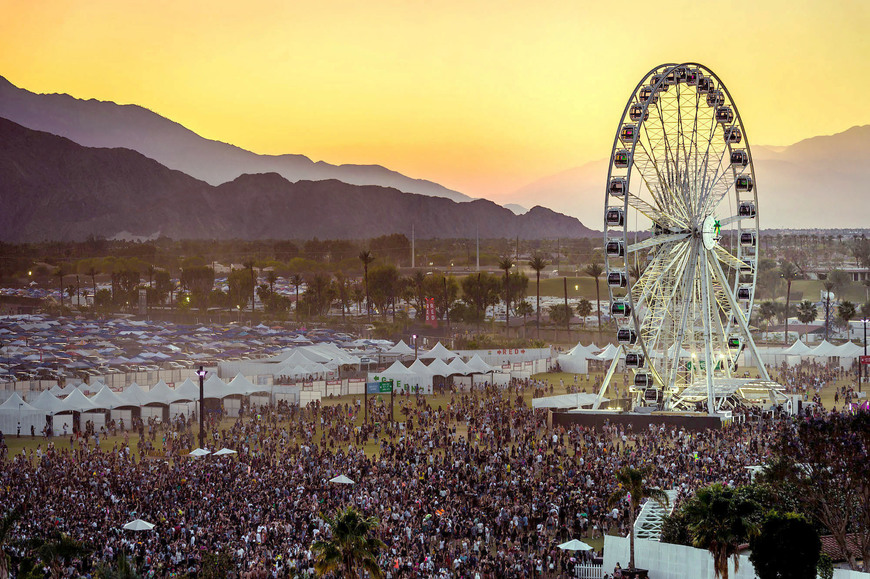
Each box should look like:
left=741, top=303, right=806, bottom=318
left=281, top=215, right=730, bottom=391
left=34, top=533, right=90, bottom=579
left=607, top=467, right=670, bottom=571
left=358, top=250, right=375, bottom=321
left=368, top=264, right=400, bottom=320
left=684, top=484, right=759, bottom=579
left=498, top=256, right=515, bottom=335
left=290, top=274, right=304, bottom=322
left=548, top=303, right=572, bottom=327
left=528, top=253, right=549, bottom=338
left=228, top=268, right=254, bottom=311
left=780, top=261, right=800, bottom=344
left=311, top=506, right=385, bottom=579
left=837, top=300, right=856, bottom=331
left=749, top=512, right=820, bottom=579
left=576, top=298, right=592, bottom=327
left=242, top=259, right=257, bottom=312
left=94, top=551, right=141, bottom=579
left=758, top=301, right=778, bottom=332
left=584, top=263, right=604, bottom=336
left=796, top=300, right=817, bottom=343
left=55, top=266, right=66, bottom=309
left=516, top=300, right=533, bottom=335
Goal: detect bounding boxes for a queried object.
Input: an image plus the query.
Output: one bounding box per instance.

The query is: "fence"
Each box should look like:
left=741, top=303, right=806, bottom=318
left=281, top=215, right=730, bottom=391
left=573, top=562, right=604, bottom=579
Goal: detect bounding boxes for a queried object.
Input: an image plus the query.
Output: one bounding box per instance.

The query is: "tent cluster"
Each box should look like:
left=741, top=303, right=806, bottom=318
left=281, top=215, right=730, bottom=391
left=369, top=342, right=504, bottom=394
left=557, top=343, right=620, bottom=374
left=218, top=343, right=367, bottom=381
left=749, top=339, right=866, bottom=369
left=0, top=373, right=274, bottom=436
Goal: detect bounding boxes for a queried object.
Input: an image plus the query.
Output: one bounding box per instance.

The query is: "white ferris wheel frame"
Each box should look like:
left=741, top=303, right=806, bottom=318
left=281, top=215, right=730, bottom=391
left=597, top=62, right=775, bottom=414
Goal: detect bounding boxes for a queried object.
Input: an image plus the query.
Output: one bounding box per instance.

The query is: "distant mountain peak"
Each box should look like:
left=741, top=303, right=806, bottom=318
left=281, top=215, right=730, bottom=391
left=0, top=75, right=474, bottom=203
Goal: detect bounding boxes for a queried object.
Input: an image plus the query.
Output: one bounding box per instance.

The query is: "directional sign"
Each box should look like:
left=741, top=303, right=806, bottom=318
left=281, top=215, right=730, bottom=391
left=860, top=355, right=870, bottom=365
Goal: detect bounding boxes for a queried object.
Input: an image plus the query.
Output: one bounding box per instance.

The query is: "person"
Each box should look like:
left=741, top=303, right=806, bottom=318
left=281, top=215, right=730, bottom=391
left=17, top=422, right=20, bottom=438
left=614, top=562, right=623, bottom=578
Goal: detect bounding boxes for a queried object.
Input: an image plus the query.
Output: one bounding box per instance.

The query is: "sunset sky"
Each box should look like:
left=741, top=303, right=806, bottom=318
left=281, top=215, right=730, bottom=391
left=2, top=0, right=869, bottom=201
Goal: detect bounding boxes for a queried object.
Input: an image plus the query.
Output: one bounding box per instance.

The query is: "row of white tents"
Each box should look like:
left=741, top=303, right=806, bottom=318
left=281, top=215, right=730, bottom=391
left=0, top=373, right=277, bottom=436
left=371, top=343, right=509, bottom=394
left=557, top=340, right=867, bottom=375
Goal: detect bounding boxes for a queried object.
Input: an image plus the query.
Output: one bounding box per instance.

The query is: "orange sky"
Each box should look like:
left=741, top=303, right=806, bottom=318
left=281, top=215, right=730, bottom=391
left=1, top=0, right=869, bottom=199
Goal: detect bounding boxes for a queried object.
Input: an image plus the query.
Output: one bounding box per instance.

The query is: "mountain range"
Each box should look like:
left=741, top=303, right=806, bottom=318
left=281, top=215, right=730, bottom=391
left=505, top=125, right=870, bottom=230
left=0, top=117, right=594, bottom=242
left=0, top=75, right=472, bottom=203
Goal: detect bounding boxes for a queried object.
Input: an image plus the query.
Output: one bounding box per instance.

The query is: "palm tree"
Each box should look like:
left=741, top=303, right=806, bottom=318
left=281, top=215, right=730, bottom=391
left=607, top=467, right=669, bottom=571
left=684, top=484, right=758, bottom=579
left=528, top=253, right=549, bottom=338
left=359, top=250, right=375, bottom=322
left=584, top=263, right=604, bottom=337
left=242, top=260, right=257, bottom=312
left=86, top=266, right=99, bottom=302
left=266, top=270, right=278, bottom=296
left=94, top=551, right=141, bottom=579
left=576, top=298, right=592, bottom=328
left=780, top=261, right=800, bottom=345
left=311, top=506, right=385, bottom=579
left=55, top=266, right=66, bottom=309
left=290, top=274, right=304, bottom=322
left=796, top=300, right=817, bottom=342
left=837, top=300, right=856, bottom=332
left=498, top=256, right=515, bottom=335
left=35, top=533, right=90, bottom=579
left=0, top=504, right=24, bottom=579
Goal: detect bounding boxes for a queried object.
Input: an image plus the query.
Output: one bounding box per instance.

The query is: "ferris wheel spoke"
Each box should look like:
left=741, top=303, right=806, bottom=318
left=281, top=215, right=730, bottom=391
left=635, top=134, right=689, bottom=221
left=718, top=214, right=751, bottom=228
left=631, top=241, right=689, bottom=310
left=627, top=232, right=689, bottom=254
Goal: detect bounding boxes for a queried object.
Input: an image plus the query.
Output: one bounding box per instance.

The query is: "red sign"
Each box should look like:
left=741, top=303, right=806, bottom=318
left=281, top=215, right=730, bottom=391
left=861, top=355, right=870, bottom=365
left=425, top=297, right=438, bottom=328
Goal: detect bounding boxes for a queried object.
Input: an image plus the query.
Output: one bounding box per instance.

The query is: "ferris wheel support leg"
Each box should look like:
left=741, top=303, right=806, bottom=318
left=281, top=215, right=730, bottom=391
left=593, top=345, right=624, bottom=410
left=708, top=252, right=771, bottom=382
left=699, top=250, right=718, bottom=416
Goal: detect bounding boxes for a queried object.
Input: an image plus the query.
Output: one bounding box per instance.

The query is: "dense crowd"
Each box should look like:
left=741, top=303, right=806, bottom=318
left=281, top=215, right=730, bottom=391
left=0, top=381, right=796, bottom=578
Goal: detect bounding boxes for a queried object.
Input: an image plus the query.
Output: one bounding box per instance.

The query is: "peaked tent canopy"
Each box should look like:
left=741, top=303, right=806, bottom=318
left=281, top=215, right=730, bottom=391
left=465, top=355, right=496, bottom=374
left=172, top=379, right=201, bottom=402
left=90, top=385, right=127, bottom=410
left=419, top=342, right=457, bottom=360
left=385, top=340, right=415, bottom=356
left=30, top=390, right=69, bottom=415
left=62, top=388, right=99, bottom=412
left=781, top=340, right=812, bottom=355
left=0, top=392, right=48, bottom=435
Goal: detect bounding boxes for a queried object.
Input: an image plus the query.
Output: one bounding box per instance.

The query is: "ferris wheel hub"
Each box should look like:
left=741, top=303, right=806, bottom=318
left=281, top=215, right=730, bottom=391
left=701, top=214, right=720, bottom=250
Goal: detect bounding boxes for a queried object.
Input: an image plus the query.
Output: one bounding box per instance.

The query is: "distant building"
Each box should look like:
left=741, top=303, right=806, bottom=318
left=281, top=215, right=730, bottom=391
left=0, top=296, right=42, bottom=315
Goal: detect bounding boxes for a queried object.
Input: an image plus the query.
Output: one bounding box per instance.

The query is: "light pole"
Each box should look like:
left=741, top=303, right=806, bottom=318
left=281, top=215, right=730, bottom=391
left=861, top=318, right=867, bottom=393
left=196, top=366, right=207, bottom=448
left=412, top=335, right=418, bottom=359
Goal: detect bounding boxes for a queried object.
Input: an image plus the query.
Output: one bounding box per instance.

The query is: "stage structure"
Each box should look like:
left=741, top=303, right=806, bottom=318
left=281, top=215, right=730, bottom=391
left=595, top=63, right=784, bottom=414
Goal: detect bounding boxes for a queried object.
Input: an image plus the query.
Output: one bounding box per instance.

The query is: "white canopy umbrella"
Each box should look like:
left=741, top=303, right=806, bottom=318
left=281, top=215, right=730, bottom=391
left=189, top=448, right=211, bottom=457
left=329, top=475, right=355, bottom=485
left=557, top=539, right=593, bottom=551
left=213, top=447, right=238, bottom=456
left=123, top=519, right=155, bottom=531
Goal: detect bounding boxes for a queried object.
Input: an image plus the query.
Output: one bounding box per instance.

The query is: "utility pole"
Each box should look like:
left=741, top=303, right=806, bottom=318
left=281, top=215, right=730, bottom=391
left=411, top=224, right=415, bottom=269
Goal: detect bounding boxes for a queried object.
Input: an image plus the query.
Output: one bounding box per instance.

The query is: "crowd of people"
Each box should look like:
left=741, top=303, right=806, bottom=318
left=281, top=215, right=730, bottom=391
left=0, top=377, right=832, bottom=578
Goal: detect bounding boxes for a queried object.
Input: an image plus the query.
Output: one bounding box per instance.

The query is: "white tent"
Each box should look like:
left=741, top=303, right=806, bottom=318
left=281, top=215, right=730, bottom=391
left=144, top=380, right=175, bottom=406
left=90, top=385, right=126, bottom=410
left=30, top=390, right=68, bottom=415
left=447, top=357, right=472, bottom=375
left=465, top=354, right=496, bottom=374
left=227, top=373, right=268, bottom=396
left=558, top=343, right=598, bottom=374
left=425, top=358, right=454, bottom=376
left=380, top=361, right=417, bottom=378
left=203, top=374, right=233, bottom=399
left=61, top=388, right=99, bottom=412
left=385, top=340, right=415, bottom=356
left=809, top=340, right=837, bottom=357
left=172, top=378, right=201, bottom=402
left=408, top=359, right=434, bottom=376
left=596, top=344, right=621, bottom=361
left=0, top=392, right=47, bottom=436
left=782, top=340, right=812, bottom=355
left=119, top=383, right=150, bottom=407
left=420, top=342, right=457, bottom=360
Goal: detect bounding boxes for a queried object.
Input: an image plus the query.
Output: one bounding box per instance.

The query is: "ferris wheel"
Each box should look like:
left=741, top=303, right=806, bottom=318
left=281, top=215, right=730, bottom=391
left=598, top=63, right=777, bottom=414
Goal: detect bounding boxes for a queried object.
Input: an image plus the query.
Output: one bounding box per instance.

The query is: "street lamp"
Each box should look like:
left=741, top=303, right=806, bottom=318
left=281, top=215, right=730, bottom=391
left=196, top=366, right=207, bottom=448
left=861, top=318, right=868, bottom=393
left=412, top=335, right=418, bottom=359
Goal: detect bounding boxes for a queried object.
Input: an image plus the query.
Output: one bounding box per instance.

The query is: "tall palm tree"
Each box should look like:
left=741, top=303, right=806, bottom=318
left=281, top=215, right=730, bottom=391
left=86, top=266, right=99, bottom=303
left=290, top=274, right=304, bottom=322
left=35, top=533, right=89, bottom=579
left=55, top=266, right=66, bottom=309
left=242, top=260, right=257, bottom=312
left=779, top=261, right=800, bottom=345
left=796, top=300, right=817, bottom=343
left=498, top=256, right=515, bottom=335
left=837, top=300, right=856, bottom=331
left=684, top=484, right=758, bottom=579
left=528, top=253, right=549, bottom=338
left=266, top=270, right=278, bottom=296
left=584, top=263, right=604, bottom=337
left=311, top=506, right=385, bottom=579
left=607, top=467, right=669, bottom=571
left=358, top=250, right=375, bottom=322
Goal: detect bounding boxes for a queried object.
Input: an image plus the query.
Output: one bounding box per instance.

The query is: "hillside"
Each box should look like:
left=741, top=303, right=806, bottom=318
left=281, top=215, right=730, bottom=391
left=0, top=118, right=596, bottom=242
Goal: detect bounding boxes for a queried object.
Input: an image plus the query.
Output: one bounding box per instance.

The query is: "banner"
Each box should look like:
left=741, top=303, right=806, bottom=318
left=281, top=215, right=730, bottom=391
left=366, top=382, right=381, bottom=394
left=425, top=297, right=438, bottom=327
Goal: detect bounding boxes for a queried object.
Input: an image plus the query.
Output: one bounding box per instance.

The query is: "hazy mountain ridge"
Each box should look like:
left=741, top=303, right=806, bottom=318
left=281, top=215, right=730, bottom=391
left=0, top=118, right=595, bottom=242
left=0, top=75, right=473, bottom=203
left=508, top=125, right=870, bottom=230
